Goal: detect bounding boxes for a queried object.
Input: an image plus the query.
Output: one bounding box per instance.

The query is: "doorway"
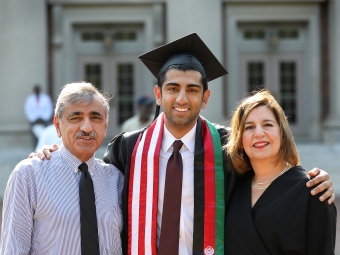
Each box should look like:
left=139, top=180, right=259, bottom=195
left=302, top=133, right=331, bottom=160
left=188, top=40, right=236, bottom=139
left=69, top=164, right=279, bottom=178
left=78, top=55, right=140, bottom=137
left=236, top=22, right=308, bottom=138
left=240, top=52, right=305, bottom=135
left=75, top=25, right=143, bottom=138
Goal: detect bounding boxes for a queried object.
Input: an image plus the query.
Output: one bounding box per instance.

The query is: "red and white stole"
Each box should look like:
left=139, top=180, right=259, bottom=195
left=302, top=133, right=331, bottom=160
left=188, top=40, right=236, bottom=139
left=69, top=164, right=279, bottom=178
left=127, top=113, right=225, bottom=255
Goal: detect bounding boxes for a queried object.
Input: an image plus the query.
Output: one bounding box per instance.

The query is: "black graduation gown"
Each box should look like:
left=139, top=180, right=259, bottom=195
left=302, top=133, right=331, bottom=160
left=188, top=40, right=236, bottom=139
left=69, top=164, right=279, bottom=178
left=103, top=118, right=238, bottom=255
left=225, top=166, right=337, bottom=255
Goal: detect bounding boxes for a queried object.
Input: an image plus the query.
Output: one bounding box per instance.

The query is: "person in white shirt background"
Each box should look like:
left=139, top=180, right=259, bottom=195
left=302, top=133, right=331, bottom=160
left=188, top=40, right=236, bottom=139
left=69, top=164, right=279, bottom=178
left=121, top=95, right=155, bottom=132
left=24, top=84, right=53, bottom=149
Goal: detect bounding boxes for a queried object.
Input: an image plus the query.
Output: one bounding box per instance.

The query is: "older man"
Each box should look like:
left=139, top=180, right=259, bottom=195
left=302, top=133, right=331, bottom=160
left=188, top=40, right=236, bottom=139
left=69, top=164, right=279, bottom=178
left=0, top=82, right=123, bottom=255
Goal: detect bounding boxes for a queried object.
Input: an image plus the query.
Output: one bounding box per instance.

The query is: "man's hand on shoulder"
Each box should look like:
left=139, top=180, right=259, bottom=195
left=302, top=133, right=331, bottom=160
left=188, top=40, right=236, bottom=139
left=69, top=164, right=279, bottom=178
left=28, top=144, right=60, bottom=160
left=306, top=167, right=335, bottom=205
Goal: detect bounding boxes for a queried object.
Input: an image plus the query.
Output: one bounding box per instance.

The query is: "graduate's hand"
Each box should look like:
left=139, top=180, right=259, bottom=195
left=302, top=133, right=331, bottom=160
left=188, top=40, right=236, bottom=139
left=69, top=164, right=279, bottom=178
left=306, top=168, right=335, bottom=205
left=28, top=144, right=60, bottom=160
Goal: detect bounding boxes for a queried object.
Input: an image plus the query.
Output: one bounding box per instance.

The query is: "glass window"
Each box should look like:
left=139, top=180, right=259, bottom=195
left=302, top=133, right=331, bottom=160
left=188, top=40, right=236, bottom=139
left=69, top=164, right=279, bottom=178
left=280, top=62, right=296, bottom=123
left=243, top=29, right=265, bottom=39
left=114, top=31, right=137, bottom=41
left=278, top=29, right=298, bottom=39
left=82, top=32, right=104, bottom=42
left=117, top=64, right=134, bottom=124
left=81, top=31, right=137, bottom=42
left=85, top=64, right=102, bottom=90
left=247, top=62, right=265, bottom=92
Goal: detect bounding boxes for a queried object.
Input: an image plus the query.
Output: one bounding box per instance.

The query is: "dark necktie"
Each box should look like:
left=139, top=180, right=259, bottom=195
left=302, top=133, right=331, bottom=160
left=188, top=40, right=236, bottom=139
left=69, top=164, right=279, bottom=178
left=158, top=140, right=183, bottom=255
left=79, top=163, right=100, bottom=255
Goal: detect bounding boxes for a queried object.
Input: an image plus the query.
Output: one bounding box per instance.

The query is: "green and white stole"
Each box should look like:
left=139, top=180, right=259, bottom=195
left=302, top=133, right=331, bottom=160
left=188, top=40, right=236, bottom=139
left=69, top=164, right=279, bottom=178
left=127, top=113, right=225, bottom=255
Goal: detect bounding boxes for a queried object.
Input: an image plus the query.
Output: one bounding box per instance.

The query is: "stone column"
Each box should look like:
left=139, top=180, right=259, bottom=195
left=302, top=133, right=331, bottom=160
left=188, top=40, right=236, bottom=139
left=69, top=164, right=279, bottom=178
left=0, top=0, right=47, bottom=147
left=323, top=0, right=340, bottom=143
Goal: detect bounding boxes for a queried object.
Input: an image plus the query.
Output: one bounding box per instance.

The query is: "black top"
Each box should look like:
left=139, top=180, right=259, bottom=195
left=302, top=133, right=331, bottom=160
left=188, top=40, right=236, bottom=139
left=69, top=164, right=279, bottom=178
left=225, top=166, right=337, bottom=255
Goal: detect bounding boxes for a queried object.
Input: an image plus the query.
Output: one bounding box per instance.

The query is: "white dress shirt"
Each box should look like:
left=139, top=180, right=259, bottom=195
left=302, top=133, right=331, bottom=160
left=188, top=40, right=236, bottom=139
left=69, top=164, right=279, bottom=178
left=0, top=145, right=123, bottom=255
left=157, top=124, right=196, bottom=255
left=24, top=93, right=53, bottom=123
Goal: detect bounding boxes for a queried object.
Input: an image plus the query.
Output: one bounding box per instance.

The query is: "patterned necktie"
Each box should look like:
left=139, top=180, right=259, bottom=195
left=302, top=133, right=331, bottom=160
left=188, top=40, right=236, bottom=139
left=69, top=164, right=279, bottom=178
left=79, top=163, right=100, bottom=255
left=158, top=140, right=183, bottom=255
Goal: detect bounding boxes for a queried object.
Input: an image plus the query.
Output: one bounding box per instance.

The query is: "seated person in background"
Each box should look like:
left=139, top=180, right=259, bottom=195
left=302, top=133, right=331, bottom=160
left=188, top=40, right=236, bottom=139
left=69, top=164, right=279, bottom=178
left=35, top=123, right=62, bottom=151
left=224, top=89, right=337, bottom=255
left=121, top=95, right=155, bottom=132
left=1, top=82, right=123, bottom=255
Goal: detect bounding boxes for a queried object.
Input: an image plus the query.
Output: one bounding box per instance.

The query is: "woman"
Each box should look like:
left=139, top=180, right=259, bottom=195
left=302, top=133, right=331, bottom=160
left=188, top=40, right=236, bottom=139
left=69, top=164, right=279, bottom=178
left=224, top=90, right=336, bottom=254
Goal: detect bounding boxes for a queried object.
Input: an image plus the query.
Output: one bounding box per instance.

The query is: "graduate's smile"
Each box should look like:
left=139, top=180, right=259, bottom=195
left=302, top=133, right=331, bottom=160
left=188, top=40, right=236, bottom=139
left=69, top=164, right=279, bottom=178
left=173, top=106, right=190, bottom=116
left=174, top=107, right=189, bottom=112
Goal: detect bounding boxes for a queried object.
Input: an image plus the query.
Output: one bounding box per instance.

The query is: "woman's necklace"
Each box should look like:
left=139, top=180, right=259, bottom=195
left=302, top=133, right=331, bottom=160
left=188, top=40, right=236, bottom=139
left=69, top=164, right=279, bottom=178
left=252, top=162, right=291, bottom=190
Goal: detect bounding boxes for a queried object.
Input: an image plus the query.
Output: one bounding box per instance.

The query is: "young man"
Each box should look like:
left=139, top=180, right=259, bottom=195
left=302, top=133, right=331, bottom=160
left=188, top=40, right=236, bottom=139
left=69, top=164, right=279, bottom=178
left=102, top=33, right=335, bottom=255
left=1, top=83, right=123, bottom=254
left=34, top=33, right=334, bottom=255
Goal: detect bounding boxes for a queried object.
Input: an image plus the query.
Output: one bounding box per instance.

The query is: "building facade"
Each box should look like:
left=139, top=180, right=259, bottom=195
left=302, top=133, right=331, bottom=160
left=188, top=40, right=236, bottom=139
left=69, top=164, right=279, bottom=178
left=1, top=0, right=339, bottom=147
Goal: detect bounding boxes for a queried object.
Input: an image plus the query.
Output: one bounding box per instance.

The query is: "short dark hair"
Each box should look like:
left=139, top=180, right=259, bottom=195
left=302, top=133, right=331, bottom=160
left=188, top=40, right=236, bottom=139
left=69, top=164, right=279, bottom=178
left=157, top=65, right=209, bottom=92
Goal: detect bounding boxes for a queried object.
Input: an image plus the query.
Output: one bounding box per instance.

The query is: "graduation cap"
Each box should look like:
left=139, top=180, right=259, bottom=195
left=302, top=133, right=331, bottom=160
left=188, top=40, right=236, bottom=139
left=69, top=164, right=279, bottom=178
left=139, top=33, right=228, bottom=120
left=138, top=32, right=228, bottom=82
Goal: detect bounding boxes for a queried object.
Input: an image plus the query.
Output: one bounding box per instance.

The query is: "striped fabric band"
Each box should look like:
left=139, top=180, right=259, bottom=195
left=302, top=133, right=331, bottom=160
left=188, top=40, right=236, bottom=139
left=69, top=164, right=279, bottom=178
left=201, top=117, right=225, bottom=255
left=128, top=113, right=164, bottom=255
left=127, top=113, right=225, bottom=255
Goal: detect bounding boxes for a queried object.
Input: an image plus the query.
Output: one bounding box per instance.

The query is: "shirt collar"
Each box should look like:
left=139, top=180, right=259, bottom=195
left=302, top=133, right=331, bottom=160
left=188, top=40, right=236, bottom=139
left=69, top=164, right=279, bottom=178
left=162, top=123, right=196, bottom=153
left=59, top=144, right=96, bottom=175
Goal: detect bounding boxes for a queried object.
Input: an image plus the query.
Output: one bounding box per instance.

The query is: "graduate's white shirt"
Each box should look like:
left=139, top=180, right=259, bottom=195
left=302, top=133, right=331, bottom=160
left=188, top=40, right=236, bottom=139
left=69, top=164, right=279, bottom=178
left=157, top=124, right=196, bottom=255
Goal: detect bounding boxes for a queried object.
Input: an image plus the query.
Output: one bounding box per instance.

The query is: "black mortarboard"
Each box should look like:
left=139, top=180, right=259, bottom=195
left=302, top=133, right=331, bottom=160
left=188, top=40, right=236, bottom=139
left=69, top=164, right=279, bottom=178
left=138, top=33, right=228, bottom=82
